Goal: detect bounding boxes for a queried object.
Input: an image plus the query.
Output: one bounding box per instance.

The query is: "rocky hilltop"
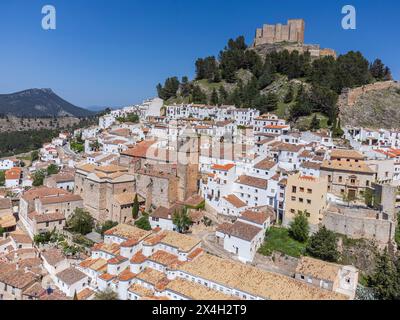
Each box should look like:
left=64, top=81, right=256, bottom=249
left=339, top=81, right=400, bottom=129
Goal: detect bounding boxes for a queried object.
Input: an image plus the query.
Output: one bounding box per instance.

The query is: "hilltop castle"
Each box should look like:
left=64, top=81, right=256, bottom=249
left=253, top=19, right=336, bottom=59
left=254, top=19, right=305, bottom=46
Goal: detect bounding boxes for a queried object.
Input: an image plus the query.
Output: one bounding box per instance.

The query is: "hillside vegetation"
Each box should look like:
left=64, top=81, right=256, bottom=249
left=157, top=36, right=392, bottom=132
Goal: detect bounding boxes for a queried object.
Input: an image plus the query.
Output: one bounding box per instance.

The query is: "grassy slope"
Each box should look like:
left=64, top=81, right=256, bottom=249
left=258, top=227, right=307, bottom=258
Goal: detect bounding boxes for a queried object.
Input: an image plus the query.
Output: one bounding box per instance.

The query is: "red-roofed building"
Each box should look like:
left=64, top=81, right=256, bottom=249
left=5, top=167, right=22, bottom=188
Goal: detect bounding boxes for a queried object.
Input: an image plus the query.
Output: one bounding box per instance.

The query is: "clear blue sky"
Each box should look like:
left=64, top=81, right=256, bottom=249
left=0, top=0, right=399, bottom=107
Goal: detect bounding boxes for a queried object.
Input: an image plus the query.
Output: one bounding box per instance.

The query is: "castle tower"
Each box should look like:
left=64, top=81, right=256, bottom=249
left=176, top=127, right=200, bottom=202
left=288, top=19, right=305, bottom=43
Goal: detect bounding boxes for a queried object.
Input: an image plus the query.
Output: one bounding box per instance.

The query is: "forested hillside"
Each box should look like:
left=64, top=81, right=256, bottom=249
left=157, top=36, right=392, bottom=132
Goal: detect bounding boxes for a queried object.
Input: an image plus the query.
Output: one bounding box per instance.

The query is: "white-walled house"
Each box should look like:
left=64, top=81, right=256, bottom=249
left=0, top=159, right=16, bottom=171
left=149, top=204, right=184, bottom=231
left=41, top=248, right=70, bottom=277
left=216, top=209, right=271, bottom=263
left=54, top=267, right=89, bottom=297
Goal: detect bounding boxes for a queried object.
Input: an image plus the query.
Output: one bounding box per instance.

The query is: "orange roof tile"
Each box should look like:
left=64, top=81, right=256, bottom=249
left=99, top=273, right=115, bottom=281
left=130, top=251, right=147, bottom=264
left=210, top=163, right=235, bottom=171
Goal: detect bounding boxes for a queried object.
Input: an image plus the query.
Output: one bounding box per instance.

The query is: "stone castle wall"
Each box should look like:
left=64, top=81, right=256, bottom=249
left=253, top=19, right=336, bottom=59
left=322, top=210, right=395, bottom=246
left=338, top=81, right=399, bottom=111
left=254, top=19, right=305, bottom=46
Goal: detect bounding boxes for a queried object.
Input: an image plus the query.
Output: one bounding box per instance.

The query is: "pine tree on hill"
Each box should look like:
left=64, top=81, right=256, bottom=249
left=309, top=114, right=320, bottom=131
left=367, top=249, right=399, bottom=300
left=218, top=86, right=228, bottom=105
left=306, top=227, right=340, bottom=263
left=210, top=89, right=219, bottom=105
left=284, top=84, right=294, bottom=103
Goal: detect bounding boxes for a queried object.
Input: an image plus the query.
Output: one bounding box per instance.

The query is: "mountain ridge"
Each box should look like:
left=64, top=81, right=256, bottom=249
left=0, top=88, right=94, bottom=118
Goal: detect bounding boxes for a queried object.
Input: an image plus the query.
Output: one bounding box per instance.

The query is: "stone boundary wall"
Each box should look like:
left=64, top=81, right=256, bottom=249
left=322, top=210, right=395, bottom=245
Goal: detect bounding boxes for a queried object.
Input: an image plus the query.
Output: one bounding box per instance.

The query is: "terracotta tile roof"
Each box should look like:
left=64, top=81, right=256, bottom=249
left=10, top=232, right=32, bottom=244
left=264, top=125, right=289, bottom=129
left=113, top=193, right=143, bottom=206
left=22, top=282, right=44, bottom=298
left=295, top=256, right=341, bottom=282
left=99, top=273, right=115, bottom=282
left=301, top=161, right=321, bottom=170
left=121, top=140, right=156, bottom=158
left=223, top=194, right=247, bottom=209
left=88, top=259, right=108, bottom=272
left=148, top=250, right=179, bottom=267
left=128, top=283, right=154, bottom=297
left=56, top=267, right=87, bottom=286
left=76, top=163, right=96, bottom=173
left=51, top=173, right=75, bottom=183
left=0, top=198, right=12, bottom=210
left=165, top=278, right=234, bottom=300
left=39, top=194, right=82, bottom=205
left=41, top=249, right=66, bottom=266
left=151, top=204, right=184, bottom=220
left=136, top=268, right=169, bottom=287
left=104, top=224, right=153, bottom=242
left=76, top=288, right=95, bottom=300
left=330, top=149, right=365, bottom=160
left=79, top=258, right=97, bottom=268
left=143, top=231, right=201, bottom=253
left=17, top=257, right=42, bottom=269
left=179, top=253, right=348, bottom=300
left=5, top=167, right=22, bottom=180
left=130, top=251, right=147, bottom=264
left=321, top=160, right=374, bottom=174
left=217, top=221, right=262, bottom=242
left=33, top=212, right=66, bottom=223
left=22, top=187, right=69, bottom=202
left=271, top=143, right=304, bottom=153
left=187, top=248, right=204, bottom=261
left=240, top=210, right=269, bottom=225
left=299, top=150, right=313, bottom=158
left=210, top=163, right=235, bottom=171
left=0, top=269, right=37, bottom=289
left=183, top=195, right=204, bottom=207
left=254, top=158, right=276, bottom=170
left=39, top=290, right=70, bottom=300
left=107, top=255, right=128, bottom=265
left=236, top=175, right=268, bottom=189
left=0, top=215, right=16, bottom=229
left=117, top=268, right=137, bottom=281
left=91, top=242, right=120, bottom=255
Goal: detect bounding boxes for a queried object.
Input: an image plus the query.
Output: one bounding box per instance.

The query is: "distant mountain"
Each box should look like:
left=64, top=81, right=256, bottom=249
left=87, top=105, right=109, bottom=112
left=0, top=88, right=95, bottom=118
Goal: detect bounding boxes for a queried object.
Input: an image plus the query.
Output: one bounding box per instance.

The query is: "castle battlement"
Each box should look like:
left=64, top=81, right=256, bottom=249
left=254, top=19, right=305, bottom=46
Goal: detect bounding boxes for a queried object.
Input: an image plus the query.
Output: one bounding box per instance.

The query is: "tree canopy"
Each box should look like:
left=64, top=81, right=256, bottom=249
left=306, top=226, right=340, bottom=262
left=172, top=207, right=192, bottom=233
left=289, top=211, right=310, bottom=243
left=366, top=249, right=400, bottom=300
left=67, top=208, right=94, bottom=235
left=135, top=214, right=151, bottom=231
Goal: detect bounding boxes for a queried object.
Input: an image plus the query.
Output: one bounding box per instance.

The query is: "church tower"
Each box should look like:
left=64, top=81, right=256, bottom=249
left=176, top=127, right=200, bottom=202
